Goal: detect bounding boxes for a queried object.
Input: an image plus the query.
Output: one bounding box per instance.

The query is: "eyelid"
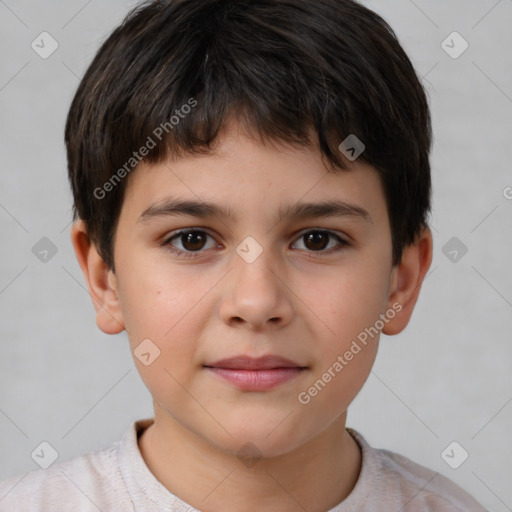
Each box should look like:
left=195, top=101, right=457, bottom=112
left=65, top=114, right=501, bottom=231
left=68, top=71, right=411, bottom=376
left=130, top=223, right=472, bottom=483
left=162, top=228, right=220, bottom=255
left=294, top=227, right=350, bottom=243
left=291, top=228, right=350, bottom=251
left=162, top=227, right=350, bottom=257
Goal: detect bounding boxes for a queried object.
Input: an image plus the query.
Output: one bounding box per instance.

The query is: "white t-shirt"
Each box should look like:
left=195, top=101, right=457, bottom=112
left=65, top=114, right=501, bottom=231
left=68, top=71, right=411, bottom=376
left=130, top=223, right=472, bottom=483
left=0, top=418, right=486, bottom=511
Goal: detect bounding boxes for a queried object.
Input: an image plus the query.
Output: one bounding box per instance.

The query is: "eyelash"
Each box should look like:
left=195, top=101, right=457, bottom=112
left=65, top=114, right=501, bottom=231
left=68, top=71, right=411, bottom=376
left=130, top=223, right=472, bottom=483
left=162, top=228, right=350, bottom=259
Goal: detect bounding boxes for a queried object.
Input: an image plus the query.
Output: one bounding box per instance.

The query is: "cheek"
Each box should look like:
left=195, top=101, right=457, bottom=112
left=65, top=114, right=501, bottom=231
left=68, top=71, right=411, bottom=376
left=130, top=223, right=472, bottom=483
left=121, top=280, right=204, bottom=413
left=297, top=345, right=378, bottom=432
left=117, top=254, right=205, bottom=338
left=115, top=264, right=206, bottom=393
left=303, top=253, right=390, bottom=410
left=294, top=274, right=382, bottom=431
left=312, top=260, right=391, bottom=341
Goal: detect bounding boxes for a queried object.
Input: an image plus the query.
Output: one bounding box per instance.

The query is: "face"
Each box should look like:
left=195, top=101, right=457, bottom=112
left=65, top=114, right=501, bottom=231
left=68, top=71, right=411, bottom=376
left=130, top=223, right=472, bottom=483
left=110, top=121, right=397, bottom=457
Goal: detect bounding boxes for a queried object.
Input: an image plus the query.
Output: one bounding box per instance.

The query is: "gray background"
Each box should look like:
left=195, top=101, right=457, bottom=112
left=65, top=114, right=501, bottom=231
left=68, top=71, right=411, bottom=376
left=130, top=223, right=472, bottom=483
left=0, top=0, right=511, bottom=509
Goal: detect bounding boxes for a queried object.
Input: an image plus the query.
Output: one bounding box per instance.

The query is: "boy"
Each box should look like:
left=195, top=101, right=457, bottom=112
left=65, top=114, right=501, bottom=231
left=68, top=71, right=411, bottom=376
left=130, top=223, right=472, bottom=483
left=0, top=0, right=487, bottom=510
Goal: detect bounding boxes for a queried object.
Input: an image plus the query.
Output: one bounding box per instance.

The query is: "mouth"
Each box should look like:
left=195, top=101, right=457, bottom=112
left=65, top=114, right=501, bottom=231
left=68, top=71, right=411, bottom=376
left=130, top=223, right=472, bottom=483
left=203, top=355, right=307, bottom=391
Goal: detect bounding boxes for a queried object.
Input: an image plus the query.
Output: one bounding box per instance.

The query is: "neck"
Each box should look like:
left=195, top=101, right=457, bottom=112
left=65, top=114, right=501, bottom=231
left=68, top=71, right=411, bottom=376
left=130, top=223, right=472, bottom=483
left=138, top=407, right=361, bottom=512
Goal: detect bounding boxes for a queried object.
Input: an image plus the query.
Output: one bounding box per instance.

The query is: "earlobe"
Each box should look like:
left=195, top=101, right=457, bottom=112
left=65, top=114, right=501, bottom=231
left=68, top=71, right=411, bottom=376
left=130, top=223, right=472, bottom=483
left=70, top=220, right=125, bottom=335
left=382, top=228, right=433, bottom=336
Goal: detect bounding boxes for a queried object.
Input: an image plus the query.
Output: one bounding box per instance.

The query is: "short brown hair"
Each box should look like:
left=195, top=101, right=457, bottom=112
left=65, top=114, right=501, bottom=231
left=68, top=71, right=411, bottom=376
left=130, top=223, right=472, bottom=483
left=65, top=0, right=432, bottom=270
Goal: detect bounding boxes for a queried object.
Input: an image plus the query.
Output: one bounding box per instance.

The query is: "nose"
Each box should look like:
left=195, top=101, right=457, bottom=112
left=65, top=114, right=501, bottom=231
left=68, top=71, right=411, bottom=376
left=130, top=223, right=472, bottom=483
left=219, top=244, right=294, bottom=331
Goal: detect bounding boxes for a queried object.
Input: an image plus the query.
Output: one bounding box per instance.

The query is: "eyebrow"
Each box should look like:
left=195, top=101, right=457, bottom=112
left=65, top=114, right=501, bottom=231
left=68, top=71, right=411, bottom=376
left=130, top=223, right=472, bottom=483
left=138, top=197, right=372, bottom=224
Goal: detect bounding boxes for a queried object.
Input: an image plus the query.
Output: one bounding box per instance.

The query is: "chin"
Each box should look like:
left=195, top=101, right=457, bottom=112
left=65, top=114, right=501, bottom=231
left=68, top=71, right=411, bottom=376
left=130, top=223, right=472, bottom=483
left=203, top=411, right=314, bottom=459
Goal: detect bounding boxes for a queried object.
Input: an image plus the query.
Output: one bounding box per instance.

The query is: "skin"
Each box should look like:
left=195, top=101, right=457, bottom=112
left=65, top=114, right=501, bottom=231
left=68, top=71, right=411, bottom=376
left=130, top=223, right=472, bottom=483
left=72, top=119, right=432, bottom=512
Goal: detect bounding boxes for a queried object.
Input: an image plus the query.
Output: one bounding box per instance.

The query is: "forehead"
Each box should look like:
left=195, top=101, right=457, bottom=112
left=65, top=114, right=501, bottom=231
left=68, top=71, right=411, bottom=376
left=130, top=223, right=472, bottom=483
left=120, top=121, right=388, bottom=225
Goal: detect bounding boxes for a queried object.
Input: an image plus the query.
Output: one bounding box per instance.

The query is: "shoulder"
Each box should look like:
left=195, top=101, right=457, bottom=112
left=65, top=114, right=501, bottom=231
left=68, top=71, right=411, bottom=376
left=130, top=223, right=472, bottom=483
left=347, top=429, right=487, bottom=511
left=0, top=438, right=132, bottom=512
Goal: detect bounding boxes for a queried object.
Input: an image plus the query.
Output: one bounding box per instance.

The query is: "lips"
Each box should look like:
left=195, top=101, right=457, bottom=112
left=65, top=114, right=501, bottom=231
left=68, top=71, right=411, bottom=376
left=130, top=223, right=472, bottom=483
left=204, top=355, right=305, bottom=371
left=204, top=355, right=307, bottom=391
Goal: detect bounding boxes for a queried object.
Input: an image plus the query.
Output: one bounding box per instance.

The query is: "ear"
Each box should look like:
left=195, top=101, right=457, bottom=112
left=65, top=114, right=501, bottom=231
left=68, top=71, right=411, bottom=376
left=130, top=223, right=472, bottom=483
left=70, top=220, right=125, bottom=335
left=382, top=227, right=433, bottom=336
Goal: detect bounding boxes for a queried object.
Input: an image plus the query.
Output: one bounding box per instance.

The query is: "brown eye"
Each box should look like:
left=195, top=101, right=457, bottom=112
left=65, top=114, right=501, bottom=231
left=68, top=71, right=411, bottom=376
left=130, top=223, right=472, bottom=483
left=180, top=231, right=207, bottom=251
left=292, top=230, right=348, bottom=253
left=164, top=229, right=218, bottom=257
left=163, top=228, right=348, bottom=259
left=304, top=231, right=330, bottom=251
